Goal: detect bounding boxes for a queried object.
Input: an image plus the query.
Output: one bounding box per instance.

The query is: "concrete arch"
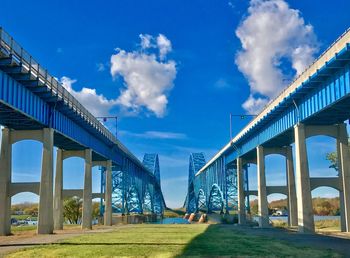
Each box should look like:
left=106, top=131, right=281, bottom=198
left=305, top=125, right=339, bottom=139
left=263, top=147, right=288, bottom=158
left=310, top=180, right=341, bottom=192
left=266, top=186, right=288, bottom=196
left=9, top=183, right=40, bottom=197
left=10, top=130, right=44, bottom=144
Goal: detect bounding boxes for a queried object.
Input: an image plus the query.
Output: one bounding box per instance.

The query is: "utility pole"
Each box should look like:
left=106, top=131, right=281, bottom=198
left=96, top=116, right=118, bottom=139
left=229, top=113, right=257, bottom=140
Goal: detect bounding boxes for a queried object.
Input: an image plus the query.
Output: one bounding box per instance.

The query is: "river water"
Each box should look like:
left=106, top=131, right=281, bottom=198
left=157, top=218, right=190, bottom=224
left=268, top=215, right=340, bottom=222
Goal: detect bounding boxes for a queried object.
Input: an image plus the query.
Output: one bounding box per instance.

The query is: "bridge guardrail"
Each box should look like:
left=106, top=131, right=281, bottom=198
left=0, top=27, right=157, bottom=177
left=0, top=27, right=116, bottom=144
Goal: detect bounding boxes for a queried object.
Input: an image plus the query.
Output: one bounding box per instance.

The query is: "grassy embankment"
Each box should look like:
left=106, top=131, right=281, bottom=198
left=6, top=224, right=340, bottom=257
left=272, top=219, right=340, bottom=231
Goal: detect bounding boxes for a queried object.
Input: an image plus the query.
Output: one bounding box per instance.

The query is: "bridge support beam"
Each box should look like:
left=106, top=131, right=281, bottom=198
left=338, top=124, right=350, bottom=232
left=37, top=128, right=54, bottom=234
left=237, top=158, right=246, bottom=224
left=0, top=128, right=12, bottom=236
left=257, top=146, right=269, bottom=228
left=0, top=128, right=55, bottom=235
left=54, top=149, right=64, bottom=230
left=294, top=124, right=314, bottom=233
left=104, top=160, right=113, bottom=226
left=82, top=149, right=92, bottom=230
left=286, top=146, right=298, bottom=227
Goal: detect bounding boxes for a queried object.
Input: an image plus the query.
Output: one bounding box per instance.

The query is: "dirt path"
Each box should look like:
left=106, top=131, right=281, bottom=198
left=0, top=225, right=131, bottom=257
left=235, top=226, right=350, bottom=257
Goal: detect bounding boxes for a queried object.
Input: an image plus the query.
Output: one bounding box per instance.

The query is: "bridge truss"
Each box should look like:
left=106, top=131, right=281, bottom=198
left=101, top=154, right=165, bottom=215
left=184, top=153, right=249, bottom=214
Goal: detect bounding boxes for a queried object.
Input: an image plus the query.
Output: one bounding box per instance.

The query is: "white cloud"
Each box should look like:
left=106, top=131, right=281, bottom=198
left=156, top=34, right=172, bottom=60
left=139, top=34, right=154, bottom=49
left=60, top=76, right=117, bottom=117
left=110, top=34, right=176, bottom=118
left=120, top=130, right=187, bottom=140
left=242, top=94, right=269, bottom=114
left=235, top=0, right=318, bottom=114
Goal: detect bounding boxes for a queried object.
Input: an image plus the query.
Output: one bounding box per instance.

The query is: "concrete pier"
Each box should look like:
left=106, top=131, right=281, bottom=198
left=338, top=124, right=350, bottom=232
left=82, top=149, right=92, bottom=229
left=294, top=124, right=314, bottom=233
left=37, top=128, right=54, bottom=234
left=104, top=160, right=113, bottom=226
left=0, top=128, right=12, bottom=236
left=53, top=149, right=64, bottom=230
left=286, top=146, right=298, bottom=227
left=257, top=146, right=269, bottom=228
left=237, top=157, right=246, bottom=225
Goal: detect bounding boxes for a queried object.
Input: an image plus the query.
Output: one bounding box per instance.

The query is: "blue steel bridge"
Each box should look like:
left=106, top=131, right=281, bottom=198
left=0, top=27, right=165, bottom=236
left=186, top=28, right=350, bottom=234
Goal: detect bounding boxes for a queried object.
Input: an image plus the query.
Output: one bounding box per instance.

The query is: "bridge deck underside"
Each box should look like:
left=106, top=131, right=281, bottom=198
left=0, top=100, right=107, bottom=160
left=240, top=95, right=350, bottom=161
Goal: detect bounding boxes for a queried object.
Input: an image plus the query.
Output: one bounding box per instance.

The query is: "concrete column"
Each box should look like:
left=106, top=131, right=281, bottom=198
left=237, top=158, right=246, bottom=224
left=294, top=123, right=314, bottom=233
left=0, top=128, right=12, bottom=236
left=337, top=137, right=346, bottom=232
left=257, top=146, right=269, bottom=227
left=37, top=128, right=54, bottom=234
left=53, top=149, right=64, bottom=230
left=338, top=124, right=350, bottom=232
left=82, top=149, right=92, bottom=229
left=104, top=160, right=113, bottom=226
left=286, top=146, right=298, bottom=227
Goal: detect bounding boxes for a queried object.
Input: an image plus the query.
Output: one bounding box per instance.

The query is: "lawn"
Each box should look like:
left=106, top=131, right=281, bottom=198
left=6, top=224, right=340, bottom=257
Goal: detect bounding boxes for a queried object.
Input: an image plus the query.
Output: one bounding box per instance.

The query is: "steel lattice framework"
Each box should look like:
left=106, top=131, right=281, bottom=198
left=184, top=153, right=249, bottom=214
left=101, top=154, right=165, bottom=215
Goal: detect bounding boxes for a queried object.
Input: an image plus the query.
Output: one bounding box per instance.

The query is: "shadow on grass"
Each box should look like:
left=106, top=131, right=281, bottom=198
left=176, top=224, right=345, bottom=257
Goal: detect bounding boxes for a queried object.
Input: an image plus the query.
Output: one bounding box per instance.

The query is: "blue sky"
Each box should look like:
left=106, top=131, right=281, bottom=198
left=1, top=0, right=349, bottom=207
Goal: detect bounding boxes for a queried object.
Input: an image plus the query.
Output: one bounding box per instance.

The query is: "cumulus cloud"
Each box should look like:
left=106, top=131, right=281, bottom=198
left=60, top=76, right=117, bottom=117
left=235, top=0, right=319, bottom=114
left=156, top=34, right=172, bottom=60
left=111, top=34, right=176, bottom=118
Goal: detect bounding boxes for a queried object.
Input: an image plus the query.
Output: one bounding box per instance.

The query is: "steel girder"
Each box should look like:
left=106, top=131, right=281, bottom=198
left=185, top=153, right=250, bottom=214
left=101, top=153, right=165, bottom=215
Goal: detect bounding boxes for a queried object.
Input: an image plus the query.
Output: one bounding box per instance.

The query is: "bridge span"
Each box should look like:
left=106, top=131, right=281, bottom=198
left=0, top=27, right=165, bottom=235
left=186, top=28, right=350, bottom=233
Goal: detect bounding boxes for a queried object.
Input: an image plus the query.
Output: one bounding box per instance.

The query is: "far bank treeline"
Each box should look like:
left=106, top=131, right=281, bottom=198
left=11, top=197, right=100, bottom=223
left=250, top=197, right=340, bottom=216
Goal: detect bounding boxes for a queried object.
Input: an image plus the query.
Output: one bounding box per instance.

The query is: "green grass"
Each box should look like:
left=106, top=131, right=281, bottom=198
left=271, top=219, right=341, bottom=231
left=11, top=225, right=37, bottom=232
left=315, top=219, right=340, bottom=231
left=5, top=224, right=340, bottom=257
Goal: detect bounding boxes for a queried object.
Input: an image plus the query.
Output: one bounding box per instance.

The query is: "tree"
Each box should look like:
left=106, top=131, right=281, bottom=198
left=326, top=152, right=338, bottom=172
left=325, top=138, right=350, bottom=173
left=63, top=197, right=82, bottom=224
left=92, top=202, right=100, bottom=219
